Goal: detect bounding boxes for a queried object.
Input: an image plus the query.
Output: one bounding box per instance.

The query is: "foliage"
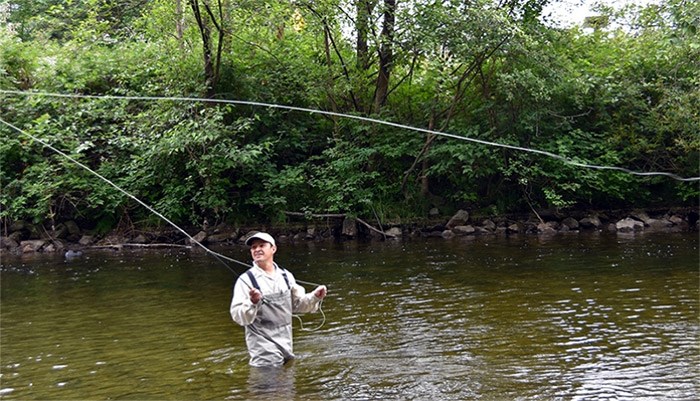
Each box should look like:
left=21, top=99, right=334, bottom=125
left=1, top=0, right=697, bottom=234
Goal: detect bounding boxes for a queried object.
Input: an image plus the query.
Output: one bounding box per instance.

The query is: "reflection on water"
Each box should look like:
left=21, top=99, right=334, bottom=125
left=1, top=232, right=698, bottom=400
left=244, top=365, right=296, bottom=399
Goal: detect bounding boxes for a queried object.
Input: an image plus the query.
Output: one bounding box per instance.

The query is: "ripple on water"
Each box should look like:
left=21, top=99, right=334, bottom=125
left=1, top=234, right=698, bottom=400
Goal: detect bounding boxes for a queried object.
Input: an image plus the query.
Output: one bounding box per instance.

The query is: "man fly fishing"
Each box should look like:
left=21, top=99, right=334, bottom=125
left=230, top=232, right=327, bottom=367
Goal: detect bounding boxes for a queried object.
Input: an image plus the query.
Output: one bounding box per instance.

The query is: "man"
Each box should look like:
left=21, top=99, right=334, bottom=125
left=230, top=232, right=327, bottom=367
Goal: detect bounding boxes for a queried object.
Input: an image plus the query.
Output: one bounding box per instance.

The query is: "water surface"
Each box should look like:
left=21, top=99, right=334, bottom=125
left=1, top=232, right=698, bottom=400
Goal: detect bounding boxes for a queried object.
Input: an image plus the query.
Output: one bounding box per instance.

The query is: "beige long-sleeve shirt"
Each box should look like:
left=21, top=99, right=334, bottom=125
left=229, top=262, right=323, bottom=326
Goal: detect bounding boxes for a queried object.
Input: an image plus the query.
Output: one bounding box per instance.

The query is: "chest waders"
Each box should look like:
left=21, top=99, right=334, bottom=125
left=245, top=269, right=295, bottom=366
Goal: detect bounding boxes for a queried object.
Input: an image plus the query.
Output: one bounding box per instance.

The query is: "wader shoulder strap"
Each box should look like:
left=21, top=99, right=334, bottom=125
left=280, top=269, right=291, bottom=290
left=246, top=270, right=260, bottom=291
left=246, top=268, right=290, bottom=291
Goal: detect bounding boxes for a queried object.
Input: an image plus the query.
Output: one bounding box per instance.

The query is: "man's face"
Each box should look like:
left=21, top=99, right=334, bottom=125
left=249, top=239, right=276, bottom=263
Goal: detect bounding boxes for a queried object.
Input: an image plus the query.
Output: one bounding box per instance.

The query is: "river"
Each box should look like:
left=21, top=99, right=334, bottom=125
left=1, top=231, right=698, bottom=400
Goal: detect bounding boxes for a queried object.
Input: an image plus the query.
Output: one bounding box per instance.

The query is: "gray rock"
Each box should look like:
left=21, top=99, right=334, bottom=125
left=1, top=236, right=19, bottom=250
left=474, top=226, right=493, bottom=235
left=645, top=218, right=673, bottom=230
left=481, top=219, right=496, bottom=232
left=20, top=240, right=46, bottom=252
left=441, top=230, right=455, bottom=239
left=669, top=215, right=685, bottom=225
left=65, top=249, right=83, bottom=258
left=631, top=211, right=652, bottom=224
left=385, top=227, right=403, bottom=237
left=342, top=218, right=357, bottom=237
left=507, top=222, right=524, bottom=234
left=453, top=225, right=475, bottom=235
left=78, top=235, right=95, bottom=246
left=561, top=217, right=579, bottom=230
left=537, top=222, right=558, bottom=234
left=8, top=231, right=24, bottom=242
left=616, top=218, right=644, bottom=232
left=446, top=210, right=470, bottom=229
left=580, top=215, right=602, bottom=229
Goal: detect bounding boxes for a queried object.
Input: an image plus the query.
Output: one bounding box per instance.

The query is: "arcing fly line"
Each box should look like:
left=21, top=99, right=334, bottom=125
left=1, top=89, right=699, bottom=182
left=0, top=115, right=325, bottom=332
left=0, top=117, right=246, bottom=273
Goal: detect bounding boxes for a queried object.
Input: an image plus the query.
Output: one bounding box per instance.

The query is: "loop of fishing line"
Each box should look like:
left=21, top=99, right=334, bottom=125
left=1, top=89, right=698, bottom=182
left=294, top=299, right=326, bottom=332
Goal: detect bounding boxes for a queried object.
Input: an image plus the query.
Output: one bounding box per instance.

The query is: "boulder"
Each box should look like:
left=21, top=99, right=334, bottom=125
left=645, top=218, right=673, bottom=230
left=537, top=222, right=558, bottom=234
left=507, top=223, right=524, bottom=234
left=441, top=230, right=455, bottom=239
left=616, top=218, right=644, bottom=232
left=342, top=218, right=357, bottom=237
left=20, top=240, right=46, bottom=252
left=446, top=210, right=470, bottom=229
left=474, top=226, right=493, bottom=235
left=579, top=215, right=602, bottom=229
left=385, top=227, right=403, bottom=237
left=1, top=236, right=19, bottom=251
left=65, top=249, right=83, bottom=258
left=631, top=211, right=652, bottom=224
left=43, top=243, right=57, bottom=252
left=453, top=225, right=475, bottom=235
left=668, top=215, right=688, bottom=229
left=8, top=231, right=24, bottom=242
left=561, top=217, right=579, bottom=230
left=481, top=219, right=496, bottom=232
left=78, top=235, right=95, bottom=246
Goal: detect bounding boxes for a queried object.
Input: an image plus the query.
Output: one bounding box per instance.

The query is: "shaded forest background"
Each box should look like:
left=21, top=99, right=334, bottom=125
left=1, top=0, right=698, bottom=234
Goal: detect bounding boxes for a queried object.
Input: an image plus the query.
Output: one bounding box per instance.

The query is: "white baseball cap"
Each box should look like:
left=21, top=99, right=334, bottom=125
left=245, top=232, right=276, bottom=247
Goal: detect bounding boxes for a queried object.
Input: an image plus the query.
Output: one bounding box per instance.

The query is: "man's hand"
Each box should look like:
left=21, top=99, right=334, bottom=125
left=314, top=285, right=327, bottom=299
left=249, top=288, right=262, bottom=304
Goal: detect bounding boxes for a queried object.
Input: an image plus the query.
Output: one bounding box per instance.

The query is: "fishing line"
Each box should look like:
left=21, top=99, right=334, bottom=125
left=1, top=89, right=698, bottom=182
left=0, top=117, right=248, bottom=274
left=1, top=116, right=326, bottom=330
left=0, top=116, right=326, bottom=331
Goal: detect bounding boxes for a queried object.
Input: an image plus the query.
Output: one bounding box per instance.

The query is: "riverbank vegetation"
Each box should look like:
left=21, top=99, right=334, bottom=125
left=1, top=0, right=698, bottom=235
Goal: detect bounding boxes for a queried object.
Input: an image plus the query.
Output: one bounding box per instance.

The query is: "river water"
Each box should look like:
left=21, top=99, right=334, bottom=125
left=1, top=232, right=698, bottom=400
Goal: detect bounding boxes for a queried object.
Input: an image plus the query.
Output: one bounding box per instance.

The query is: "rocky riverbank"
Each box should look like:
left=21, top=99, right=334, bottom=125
left=1, top=207, right=698, bottom=256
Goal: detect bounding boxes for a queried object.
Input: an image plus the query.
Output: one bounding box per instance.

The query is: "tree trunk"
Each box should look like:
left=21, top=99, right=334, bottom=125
left=176, top=0, right=184, bottom=48
left=188, top=0, right=225, bottom=98
left=373, top=0, right=395, bottom=114
left=356, top=0, right=373, bottom=71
